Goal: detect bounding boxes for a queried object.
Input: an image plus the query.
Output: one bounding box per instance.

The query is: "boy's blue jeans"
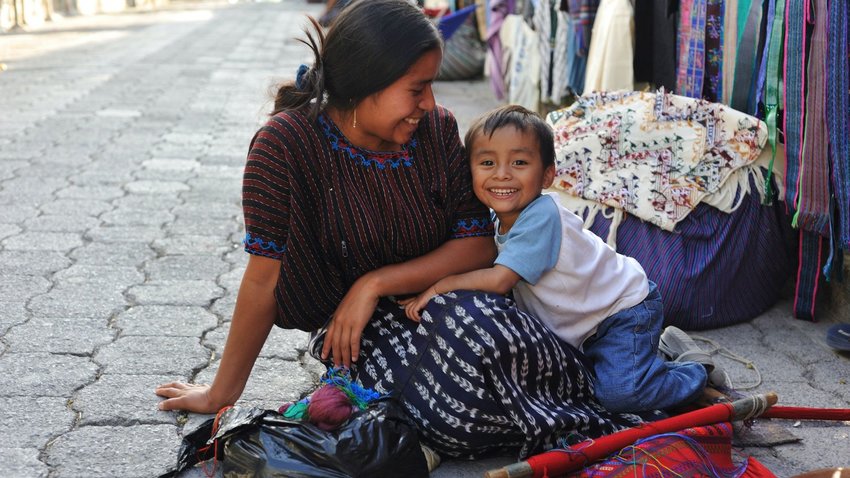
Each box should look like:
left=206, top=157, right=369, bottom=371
left=582, top=281, right=707, bottom=413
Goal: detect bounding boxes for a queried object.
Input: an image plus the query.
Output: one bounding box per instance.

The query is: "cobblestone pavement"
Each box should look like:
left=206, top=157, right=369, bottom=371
left=1, top=2, right=848, bottom=477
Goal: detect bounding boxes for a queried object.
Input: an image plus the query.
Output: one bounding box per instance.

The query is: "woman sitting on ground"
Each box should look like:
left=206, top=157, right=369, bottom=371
left=155, top=0, right=646, bottom=460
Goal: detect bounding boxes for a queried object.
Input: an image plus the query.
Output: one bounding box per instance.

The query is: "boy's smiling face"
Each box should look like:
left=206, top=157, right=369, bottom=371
left=470, top=125, right=555, bottom=233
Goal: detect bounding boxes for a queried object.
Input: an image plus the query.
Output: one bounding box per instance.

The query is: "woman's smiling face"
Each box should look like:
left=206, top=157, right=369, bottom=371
left=347, top=48, right=442, bottom=151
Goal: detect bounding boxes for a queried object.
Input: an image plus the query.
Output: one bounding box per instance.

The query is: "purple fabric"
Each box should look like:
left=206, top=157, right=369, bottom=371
left=585, top=177, right=795, bottom=330
left=485, top=0, right=515, bottom=100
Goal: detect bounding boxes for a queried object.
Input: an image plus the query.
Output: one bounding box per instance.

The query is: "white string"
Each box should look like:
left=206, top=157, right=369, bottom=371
left=738, top=394, right=771, bottom=421
left=691, top=335, right=763, bottom=391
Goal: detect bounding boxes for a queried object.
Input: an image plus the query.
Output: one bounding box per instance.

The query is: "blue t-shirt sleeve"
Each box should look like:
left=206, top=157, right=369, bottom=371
left=494, top=195, right=561, bottom=285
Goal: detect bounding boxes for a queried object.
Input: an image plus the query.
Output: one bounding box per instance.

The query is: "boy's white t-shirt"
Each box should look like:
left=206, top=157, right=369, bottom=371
left=494, top=192, right=649, bottom=348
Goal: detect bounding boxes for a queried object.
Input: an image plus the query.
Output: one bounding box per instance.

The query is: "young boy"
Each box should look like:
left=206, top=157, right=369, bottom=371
left=401, top=104, right=708, bottom=413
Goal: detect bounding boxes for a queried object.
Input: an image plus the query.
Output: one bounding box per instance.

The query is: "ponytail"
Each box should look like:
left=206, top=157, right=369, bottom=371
left=272, top=16, right=326, bottom=120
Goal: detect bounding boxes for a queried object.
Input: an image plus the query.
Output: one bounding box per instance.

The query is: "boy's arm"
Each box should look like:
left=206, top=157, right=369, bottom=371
left=401, top=265, right=521, bottom=321
left=431, top=264, right=522, bottom=296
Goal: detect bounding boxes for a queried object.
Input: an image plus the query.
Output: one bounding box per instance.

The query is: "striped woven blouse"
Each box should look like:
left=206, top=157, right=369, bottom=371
left=242, top=105, right=494, bottom=331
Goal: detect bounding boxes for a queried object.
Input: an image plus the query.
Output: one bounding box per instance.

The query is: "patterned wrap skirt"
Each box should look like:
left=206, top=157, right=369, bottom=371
left=309, top=290, right=649, bottom=459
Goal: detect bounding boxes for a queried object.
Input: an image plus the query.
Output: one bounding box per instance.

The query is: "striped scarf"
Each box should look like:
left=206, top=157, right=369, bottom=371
left=782, top=0, right=807, bottom=213
left=793, top=0, right=830, bottom=236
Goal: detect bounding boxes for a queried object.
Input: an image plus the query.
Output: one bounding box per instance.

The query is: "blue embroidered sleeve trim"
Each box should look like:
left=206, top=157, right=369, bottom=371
left=318, top=114, right=416, bottom=169
left=243, top=233, right=286, bottom=258
left=450, top=217, right=495, bottom=238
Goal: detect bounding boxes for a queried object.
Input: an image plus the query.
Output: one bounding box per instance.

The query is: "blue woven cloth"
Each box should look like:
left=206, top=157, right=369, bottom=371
left=782, top=0, right=806, bottom=212
left=827, top=0, right=849, bottom=249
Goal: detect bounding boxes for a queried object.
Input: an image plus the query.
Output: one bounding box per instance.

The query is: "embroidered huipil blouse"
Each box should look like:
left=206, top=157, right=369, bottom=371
left=242, top=106, right=494, bottom=331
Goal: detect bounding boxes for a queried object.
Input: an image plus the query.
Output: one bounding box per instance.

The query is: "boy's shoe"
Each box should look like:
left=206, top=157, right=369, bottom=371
left=659, top=326, right=734, bottom=389
left=707, top=365, right=733, bottom=390
left=658, top=326, right=715, bottom=373
left=421, top=444, right=441, bottom=473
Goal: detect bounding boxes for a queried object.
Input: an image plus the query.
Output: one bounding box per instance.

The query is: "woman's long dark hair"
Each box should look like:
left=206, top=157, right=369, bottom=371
left=273, top=0, right=442, bottom=120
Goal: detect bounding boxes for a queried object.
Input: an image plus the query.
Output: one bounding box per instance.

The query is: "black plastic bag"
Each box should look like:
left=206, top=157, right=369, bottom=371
left=160, top=398, right=428, bottom=478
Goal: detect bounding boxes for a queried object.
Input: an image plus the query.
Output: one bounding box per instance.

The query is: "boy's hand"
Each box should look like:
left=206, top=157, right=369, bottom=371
left=398, top=287, right=439, bottom=322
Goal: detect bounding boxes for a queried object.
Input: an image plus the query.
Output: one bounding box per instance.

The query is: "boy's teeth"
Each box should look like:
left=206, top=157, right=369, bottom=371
left=404, top=118, right=420, bottom=125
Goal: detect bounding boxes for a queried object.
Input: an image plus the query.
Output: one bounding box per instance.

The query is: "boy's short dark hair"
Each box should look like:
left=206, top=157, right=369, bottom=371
left=464, top=104, right=555, bottom=169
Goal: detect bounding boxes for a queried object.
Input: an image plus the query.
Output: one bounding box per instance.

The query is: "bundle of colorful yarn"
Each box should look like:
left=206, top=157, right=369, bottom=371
left=278, top=367, right=383, bottom=431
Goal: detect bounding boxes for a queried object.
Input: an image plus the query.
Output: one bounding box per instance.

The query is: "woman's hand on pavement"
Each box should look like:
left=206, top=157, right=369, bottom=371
left=155, top=382, right=223, bottom=414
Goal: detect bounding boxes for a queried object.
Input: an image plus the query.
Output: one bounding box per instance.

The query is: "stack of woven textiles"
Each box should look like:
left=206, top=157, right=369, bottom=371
left=546, top=90, right=795, bottom=330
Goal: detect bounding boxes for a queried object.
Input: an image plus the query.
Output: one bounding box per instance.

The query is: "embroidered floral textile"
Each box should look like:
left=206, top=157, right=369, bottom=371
left=546, top=90, right=767, bottom=231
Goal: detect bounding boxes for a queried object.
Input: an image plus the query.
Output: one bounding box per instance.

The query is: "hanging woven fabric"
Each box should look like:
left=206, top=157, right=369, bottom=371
left=760, top=0, right=785, bottom=203
left=533, top=0, right=552, bottom=101
left=790, top=0, right=834, bottom=321
left=701, top=0, right=724, bottom=102
left=794, top=230, right=825, bottom=320
left=565, top=0, right=599, bottom=56
left=827, top=0, right=850, bottom=250
left=792, top=0, right=830, bottom=236
left=675, top=0, right=707, bottom=98
left=485, top=0, right=517, bottom=100
left=564, top=0, right=601, bottom=95
left=721, top=0, right=738, bottom=103
left=729, top=0, right=763, bottom=113
left=752, top=0, right=778, bottom=116
left=783, top=0, right=807, bottom=213
left=549, top=9, right=570, bottom=103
